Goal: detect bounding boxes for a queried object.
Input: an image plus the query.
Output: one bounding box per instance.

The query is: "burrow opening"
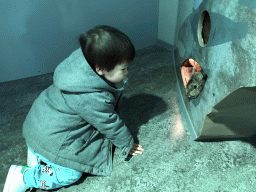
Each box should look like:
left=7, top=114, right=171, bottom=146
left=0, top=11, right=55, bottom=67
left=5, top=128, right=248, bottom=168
left=181, top=59, right=208, bottom=99
left=198, top=10, right=211, bottom=47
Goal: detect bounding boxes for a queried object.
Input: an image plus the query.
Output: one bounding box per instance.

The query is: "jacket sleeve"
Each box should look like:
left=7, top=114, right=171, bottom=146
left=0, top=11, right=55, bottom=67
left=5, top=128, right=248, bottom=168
left=65, top=91, right=134, bottom=159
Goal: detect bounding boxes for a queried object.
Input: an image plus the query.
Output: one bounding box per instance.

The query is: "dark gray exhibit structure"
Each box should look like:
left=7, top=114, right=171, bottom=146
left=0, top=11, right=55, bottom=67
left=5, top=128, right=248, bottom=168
left=174, top=1, right=256, bottom=141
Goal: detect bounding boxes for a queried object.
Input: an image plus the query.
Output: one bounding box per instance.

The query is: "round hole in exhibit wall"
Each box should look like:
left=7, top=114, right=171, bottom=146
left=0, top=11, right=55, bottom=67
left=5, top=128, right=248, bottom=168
left=198, top=10, right=211, bottom=47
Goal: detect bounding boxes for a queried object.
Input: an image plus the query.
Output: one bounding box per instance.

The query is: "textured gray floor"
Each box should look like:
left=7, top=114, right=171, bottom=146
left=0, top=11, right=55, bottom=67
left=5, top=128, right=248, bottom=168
left=1, top=45, right=256, bottom=192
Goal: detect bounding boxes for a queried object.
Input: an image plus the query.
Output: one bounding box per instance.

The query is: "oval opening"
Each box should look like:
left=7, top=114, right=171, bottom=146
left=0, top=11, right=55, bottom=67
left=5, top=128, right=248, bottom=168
left=198, top=10, right=211, bottom=47
left=181, top=59, right=208, bottom=99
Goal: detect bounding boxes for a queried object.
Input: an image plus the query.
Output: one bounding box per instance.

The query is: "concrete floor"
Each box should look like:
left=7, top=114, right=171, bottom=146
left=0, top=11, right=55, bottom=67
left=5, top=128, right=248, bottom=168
left=1, top=45, right=256, bottom=191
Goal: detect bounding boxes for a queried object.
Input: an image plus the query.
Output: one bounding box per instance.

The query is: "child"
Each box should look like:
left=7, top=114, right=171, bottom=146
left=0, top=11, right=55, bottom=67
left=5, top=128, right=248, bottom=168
left=4, top=25, right=144, bottom=192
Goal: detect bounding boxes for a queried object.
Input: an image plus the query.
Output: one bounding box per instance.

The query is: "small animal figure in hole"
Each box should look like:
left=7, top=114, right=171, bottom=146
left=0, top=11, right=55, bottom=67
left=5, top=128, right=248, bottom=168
left=185, top=68, right=208, bottom=99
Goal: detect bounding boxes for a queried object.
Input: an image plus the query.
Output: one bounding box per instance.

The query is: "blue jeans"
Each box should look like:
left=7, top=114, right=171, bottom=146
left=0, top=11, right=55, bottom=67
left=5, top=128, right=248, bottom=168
left=24, top=145, right=83, bottom=190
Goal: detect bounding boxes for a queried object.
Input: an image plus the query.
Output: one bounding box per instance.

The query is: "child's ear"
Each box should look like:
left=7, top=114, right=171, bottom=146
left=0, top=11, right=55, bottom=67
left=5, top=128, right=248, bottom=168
left=96, top=67, right=104, bottom=75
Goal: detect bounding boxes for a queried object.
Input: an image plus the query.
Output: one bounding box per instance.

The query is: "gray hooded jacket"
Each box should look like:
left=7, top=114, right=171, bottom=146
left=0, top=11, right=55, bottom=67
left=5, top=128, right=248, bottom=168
left=22, top=48, right=134, bottom=176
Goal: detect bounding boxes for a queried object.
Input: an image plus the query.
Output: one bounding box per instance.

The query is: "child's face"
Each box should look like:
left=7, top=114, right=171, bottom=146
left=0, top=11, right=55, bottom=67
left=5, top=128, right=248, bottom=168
left=96, top=61, right=129, bottom=84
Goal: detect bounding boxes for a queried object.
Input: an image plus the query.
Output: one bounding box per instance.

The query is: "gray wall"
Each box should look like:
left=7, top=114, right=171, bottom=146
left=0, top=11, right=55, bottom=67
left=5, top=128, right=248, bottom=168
left=158, top=0, right=179, bottom=45
left=173, top=0, right=255, bottom=140
left=0, top=0, right=159, bottom=83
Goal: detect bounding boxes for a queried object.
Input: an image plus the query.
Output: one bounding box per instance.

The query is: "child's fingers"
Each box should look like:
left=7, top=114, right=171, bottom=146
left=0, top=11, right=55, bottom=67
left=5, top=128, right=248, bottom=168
left=129, top=143, right=144, bottom=156
left=133, top=143, right=144, bottom=150
left=136, top=146, right=144, bottom=151
left=129, top=149, right=143, bottom=156
left=133, top=147, right=143, bottom=154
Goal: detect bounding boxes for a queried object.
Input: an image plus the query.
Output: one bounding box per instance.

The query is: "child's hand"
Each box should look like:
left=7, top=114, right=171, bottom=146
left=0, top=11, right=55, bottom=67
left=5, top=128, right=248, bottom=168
left=129, top=143, right=144, bottom=156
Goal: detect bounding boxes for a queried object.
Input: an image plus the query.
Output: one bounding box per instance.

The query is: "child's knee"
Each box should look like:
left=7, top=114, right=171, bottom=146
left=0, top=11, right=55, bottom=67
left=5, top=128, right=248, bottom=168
left=71, top=171, right=83, bottom=183
left=55, top=168, right=83, bottom=185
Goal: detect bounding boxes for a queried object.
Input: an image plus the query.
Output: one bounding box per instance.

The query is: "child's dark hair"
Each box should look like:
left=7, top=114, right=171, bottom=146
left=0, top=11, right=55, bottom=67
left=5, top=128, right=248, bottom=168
left=79, top=25, right=135, bottom=72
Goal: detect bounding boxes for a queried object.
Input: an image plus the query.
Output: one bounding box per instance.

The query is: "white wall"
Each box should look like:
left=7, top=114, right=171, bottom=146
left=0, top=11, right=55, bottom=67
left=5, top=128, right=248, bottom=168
left=0, top=0, right=159, bottom=83
left=0, top=0, right=184, bottom=83
left=158, top=0, right=179, bottom=45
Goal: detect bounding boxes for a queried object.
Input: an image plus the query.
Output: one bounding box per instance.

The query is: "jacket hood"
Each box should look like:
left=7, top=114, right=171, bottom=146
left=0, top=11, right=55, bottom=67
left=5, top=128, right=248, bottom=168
left=53, top=48, right=127, bottom=93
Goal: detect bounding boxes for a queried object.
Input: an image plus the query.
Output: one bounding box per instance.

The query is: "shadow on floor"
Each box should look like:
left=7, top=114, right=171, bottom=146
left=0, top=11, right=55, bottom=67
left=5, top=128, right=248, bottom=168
left=195, top=135, right=256, bottom=147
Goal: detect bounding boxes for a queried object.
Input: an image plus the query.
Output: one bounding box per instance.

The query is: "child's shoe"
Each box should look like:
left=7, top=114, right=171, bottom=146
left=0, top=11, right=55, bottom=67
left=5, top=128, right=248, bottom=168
left=3, top=165, right=31, bottom=192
